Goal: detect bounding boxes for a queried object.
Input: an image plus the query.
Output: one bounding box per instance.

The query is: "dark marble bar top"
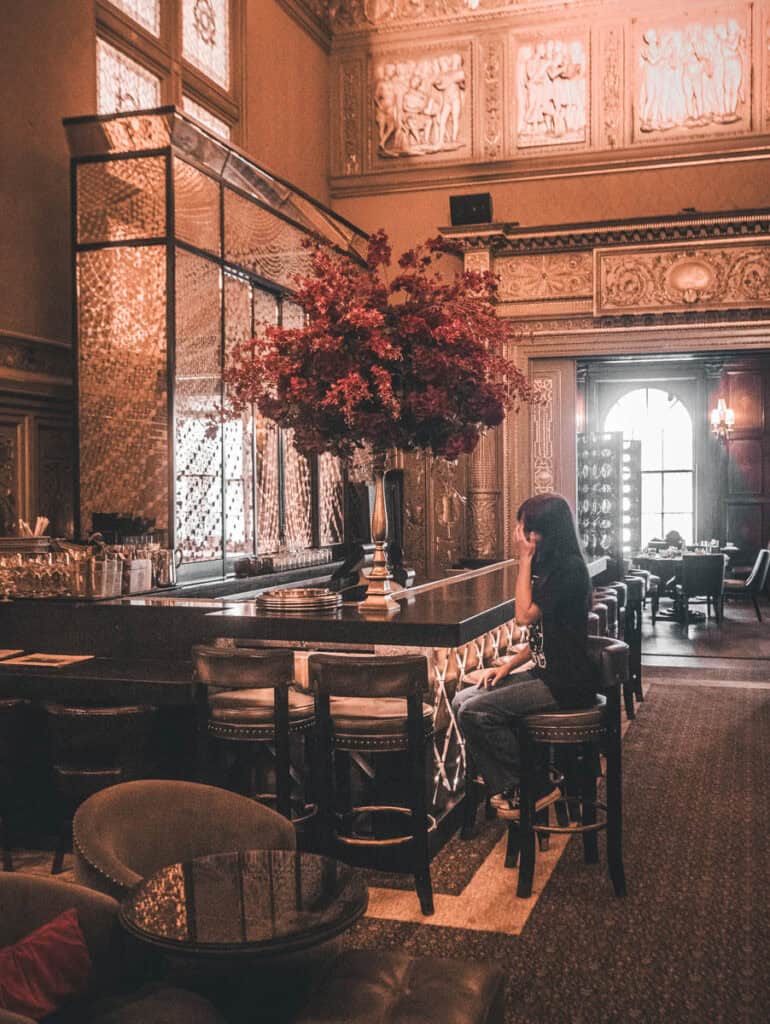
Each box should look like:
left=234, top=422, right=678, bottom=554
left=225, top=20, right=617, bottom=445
left=210, top=562, right=519, bottom=648
left=0, top=657, right=196, bottom=704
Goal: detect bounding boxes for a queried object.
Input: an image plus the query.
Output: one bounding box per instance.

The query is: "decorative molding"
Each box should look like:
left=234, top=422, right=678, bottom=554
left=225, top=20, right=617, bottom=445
left=594, top=240, right=770, bottom=316
left=531, top=377, right=554, bottom=493
left=467, top=493, right=499, bottom=557
left=0, top=332, right=73, bottom=388
left=497, top=252, right=593, bottom=300
left=463, top=249, right=491, bottom=273
left=600, top=24, right=623, bottom=149
left=341, top=59, right=363, bottom=175
left=482, top=35, right=503, bottom=160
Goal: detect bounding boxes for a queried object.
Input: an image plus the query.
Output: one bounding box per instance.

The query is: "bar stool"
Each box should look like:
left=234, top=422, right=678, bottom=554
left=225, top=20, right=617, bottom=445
left=307, top=652, right=436, bottom=916
left=593, top=590, right=618, bottom=637
left=44, top=703, right=157, bottom=874
left=0, top=699, right=29, bottom=871
left=591, top=600, right=609, bottom=636
left=587, top=610, right=600, bottom=636
left=622, top=576, right=644, bottom=707
left=192, top=644, right=315, bottom=823
left=507, top=636, right=628, bottom=899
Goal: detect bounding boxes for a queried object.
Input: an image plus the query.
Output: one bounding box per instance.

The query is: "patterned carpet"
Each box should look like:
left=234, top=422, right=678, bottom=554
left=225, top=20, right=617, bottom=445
left=343, top=679, right=770, bottom=1023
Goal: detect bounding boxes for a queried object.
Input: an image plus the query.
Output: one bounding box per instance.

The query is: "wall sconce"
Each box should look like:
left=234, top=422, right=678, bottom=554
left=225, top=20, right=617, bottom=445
left=710, top=398, right=735, bottom=443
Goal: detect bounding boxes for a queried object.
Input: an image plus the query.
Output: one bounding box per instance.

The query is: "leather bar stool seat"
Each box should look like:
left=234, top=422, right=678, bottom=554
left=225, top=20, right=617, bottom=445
left=593, top=590, right=618, bottom=637
left=329, top=697, right=433, bottom=741
left=209, top=686, right=315, bottom=726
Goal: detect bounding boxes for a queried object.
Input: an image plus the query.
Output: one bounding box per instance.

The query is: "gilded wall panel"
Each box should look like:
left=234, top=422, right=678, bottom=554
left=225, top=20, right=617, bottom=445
left=513, top=30, right=589, bottom=149
left=599, top=24, right=624, bottom=149
left=370, top=43, right=473, bottom=164
left=595, top=241, right=770, bottom=316
left=482, top=35, right=504, bottom=160
left=631, top=5, right=751, bottom=142
left=497, top=252, right=593, bottom=301
left=531, top=377, right=555, bottom=493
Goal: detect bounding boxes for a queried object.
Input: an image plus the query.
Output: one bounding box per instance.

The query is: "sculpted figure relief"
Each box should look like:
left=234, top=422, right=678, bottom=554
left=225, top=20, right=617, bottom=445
left=373, top=53, right=467, bottom=157
left=638, top=17, right=746, bottom=134
left=516, top=37, right=587, bottom=147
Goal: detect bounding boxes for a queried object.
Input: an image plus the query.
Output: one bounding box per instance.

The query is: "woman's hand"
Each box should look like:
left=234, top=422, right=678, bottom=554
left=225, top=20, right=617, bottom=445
left=480, top=664, right=510, bottom=689
left=514, top=520, right=537, bottom=562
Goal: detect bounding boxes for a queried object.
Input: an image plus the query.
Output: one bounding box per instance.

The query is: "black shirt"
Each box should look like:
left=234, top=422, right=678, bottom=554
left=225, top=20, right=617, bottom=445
left=528, top=554, right=596, bottom=707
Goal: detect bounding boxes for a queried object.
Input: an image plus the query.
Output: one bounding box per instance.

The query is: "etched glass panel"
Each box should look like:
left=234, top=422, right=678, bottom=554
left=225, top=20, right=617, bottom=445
left=174, top=248, right=223, bottom=562
left=182, top=0, right=230, bottom=89
left=77, top=157, right=166, bottom=244
left=224, top=273, right=254, bottom=555
left=252, top=287, right=281, bottom=554
left=107, top=0, right=160, bottom=35
left=182, top=95, right=231, bottom=139
left=76, top=246, right=168, bottom=534
left=174, top=157, right=221, bottom=255
left=282, top=299, right=305, bottom=329
left=97, top=38, right=161, bottom=115
left=319, top=453, right=343, bottom=546
left=224, top=189, right=312, bottom=288
left=283, top=432, right=312, bottom=551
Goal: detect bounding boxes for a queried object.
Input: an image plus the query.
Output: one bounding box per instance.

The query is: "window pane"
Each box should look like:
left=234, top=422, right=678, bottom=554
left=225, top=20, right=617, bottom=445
left=641, top=515, right=661, bottom=547
left=97, top=37, right=161, bottom=114
left=641, top=473, right=661, bottom=518
left=182, top=95, right=231, bottom=139
left=107, top=0, right=160, bottom=35
left=663, top=514, right=693, bottom=546
left=639, top=420, right=663, bottom=471
left=663, top=472, right=693, bottom=514
left=183, top=0, right=230, bottom=89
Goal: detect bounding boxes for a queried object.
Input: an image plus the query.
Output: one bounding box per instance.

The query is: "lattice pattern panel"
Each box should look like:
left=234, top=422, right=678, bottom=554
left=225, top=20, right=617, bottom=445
left=77, top=157, right=166, bottom=245
left=174, top=158, right=221, bottom=255
left=283, top=431, right=313, bottom=551
left=224, top=273, right=254, bottom=555
left=252, top=286, right=281, bottom=554
left=96, top=37, right=161, bottom=115
left=77, top=245, right=168, bottom=533
left=108, top=0, right=160, bottom=35
left=174, top=249, right=223, bottom=561
left=319, top=453, right=344, bottom=546
left=224, top=189, right=312, bottom=289
left=182, top=0, right=230, bottom=89
left=182, top=95, right=231, bottom=139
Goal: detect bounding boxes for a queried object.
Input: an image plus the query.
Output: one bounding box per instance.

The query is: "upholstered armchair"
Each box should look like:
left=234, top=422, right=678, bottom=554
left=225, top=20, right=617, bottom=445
left=72, top=779, right=296, bottom=900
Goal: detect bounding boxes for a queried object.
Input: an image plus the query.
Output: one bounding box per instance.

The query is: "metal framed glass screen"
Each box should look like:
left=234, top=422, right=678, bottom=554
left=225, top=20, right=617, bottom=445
left=73, top=142, right=345, bottom=577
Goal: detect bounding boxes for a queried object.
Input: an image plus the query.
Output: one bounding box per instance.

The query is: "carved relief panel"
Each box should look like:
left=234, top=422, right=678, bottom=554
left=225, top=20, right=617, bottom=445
left=632, top=6, right=752, bottom=141
left=371, top=43, right=473, bottom=163
left=595, top=240, right=770, bottom=316
left=513, top=31, right=589, bottom=149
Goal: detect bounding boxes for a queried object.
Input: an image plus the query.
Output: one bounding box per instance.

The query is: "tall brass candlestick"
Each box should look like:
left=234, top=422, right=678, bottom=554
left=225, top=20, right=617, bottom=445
left=360, top=449, right=400, bottom=615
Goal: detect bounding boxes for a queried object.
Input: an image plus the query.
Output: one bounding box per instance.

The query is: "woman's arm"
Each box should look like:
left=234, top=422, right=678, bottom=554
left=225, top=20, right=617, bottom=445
left=514, top=521, right=542, bottom=625
left=481, top=644, right=532, bottom=688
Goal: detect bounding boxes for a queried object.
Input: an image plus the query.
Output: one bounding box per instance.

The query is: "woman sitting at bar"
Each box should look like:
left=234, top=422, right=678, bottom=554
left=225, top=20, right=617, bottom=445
left=453, top=493, right=597, bottom=819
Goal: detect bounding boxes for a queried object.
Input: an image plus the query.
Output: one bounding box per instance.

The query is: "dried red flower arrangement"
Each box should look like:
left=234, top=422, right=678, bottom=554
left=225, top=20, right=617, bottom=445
left=222, top=230, right=534, bottom=460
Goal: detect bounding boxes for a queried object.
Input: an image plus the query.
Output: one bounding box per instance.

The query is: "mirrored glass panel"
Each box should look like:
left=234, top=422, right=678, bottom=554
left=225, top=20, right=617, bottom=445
left=78, top=157, right=166, bottom=244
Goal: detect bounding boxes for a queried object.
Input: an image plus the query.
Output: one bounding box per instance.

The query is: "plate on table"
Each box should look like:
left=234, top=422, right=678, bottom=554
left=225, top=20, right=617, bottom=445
left=255, top=587, right=342, bottom=611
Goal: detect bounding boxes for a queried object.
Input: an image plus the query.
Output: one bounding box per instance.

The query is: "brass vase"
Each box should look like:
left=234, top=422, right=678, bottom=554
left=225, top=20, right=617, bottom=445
left=359, top=449, right=400, bottom=616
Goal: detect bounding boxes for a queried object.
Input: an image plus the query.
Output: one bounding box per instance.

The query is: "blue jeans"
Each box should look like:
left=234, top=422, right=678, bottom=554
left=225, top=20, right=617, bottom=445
left=452, top=671, right=558, bottom=795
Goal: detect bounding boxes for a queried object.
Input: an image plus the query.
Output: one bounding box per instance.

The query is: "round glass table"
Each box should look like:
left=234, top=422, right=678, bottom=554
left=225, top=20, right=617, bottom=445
left=119, top=849, right=367, bottom=962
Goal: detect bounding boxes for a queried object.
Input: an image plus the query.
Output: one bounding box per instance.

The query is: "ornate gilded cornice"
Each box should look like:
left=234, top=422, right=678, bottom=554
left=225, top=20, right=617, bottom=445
left=444, top=208, right=770, bottom=256
left=0, top=330, right=73, bottom=398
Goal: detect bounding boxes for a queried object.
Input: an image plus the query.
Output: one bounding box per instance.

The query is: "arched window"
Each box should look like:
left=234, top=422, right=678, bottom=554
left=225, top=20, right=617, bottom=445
left=604, top=387, right=694, bottom=546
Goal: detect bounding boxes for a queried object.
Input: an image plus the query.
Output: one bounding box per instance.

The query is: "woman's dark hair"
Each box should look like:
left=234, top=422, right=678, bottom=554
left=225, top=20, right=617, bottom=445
left=517, top=493, right=584, bottom=579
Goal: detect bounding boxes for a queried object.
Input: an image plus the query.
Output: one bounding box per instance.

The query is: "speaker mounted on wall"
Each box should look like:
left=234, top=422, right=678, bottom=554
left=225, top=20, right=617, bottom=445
left=449, top=193, right=493, bottom=226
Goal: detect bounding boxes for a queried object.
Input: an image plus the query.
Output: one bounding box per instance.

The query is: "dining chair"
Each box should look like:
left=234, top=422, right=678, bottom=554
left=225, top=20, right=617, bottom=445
left=676, top=554, right=727, bottom=624
left=722, top=548, right=770, bottom=621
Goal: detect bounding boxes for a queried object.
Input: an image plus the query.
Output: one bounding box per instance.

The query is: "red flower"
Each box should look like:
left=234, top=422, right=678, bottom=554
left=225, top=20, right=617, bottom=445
left=221, top=230, right=536, bottom=461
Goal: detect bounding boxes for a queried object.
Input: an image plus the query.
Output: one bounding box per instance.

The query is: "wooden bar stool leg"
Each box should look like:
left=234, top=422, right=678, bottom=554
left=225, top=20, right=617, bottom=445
left=580, top=743, right=599, bottom=864
left=606, top=725, right=627, bottom=897
left=535, top=807, right=550, bottom=851
left=516, top=731, right=536, bottom=899
left=408, top=698, right=433, bottom=916
left=274, top=686, right=292, bottom=820
left=504, top=822, right=520, bottom=869
left=461, top=748, right=480, bottom=839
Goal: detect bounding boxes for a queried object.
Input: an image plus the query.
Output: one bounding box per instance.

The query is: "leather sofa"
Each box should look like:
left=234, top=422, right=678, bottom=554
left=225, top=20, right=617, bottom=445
left=0, top=873, right=225, bottom=1024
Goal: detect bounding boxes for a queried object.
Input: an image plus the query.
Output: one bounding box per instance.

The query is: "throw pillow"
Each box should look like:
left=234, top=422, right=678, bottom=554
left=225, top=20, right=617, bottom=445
left=0, top=908, right=92, bottom=1020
